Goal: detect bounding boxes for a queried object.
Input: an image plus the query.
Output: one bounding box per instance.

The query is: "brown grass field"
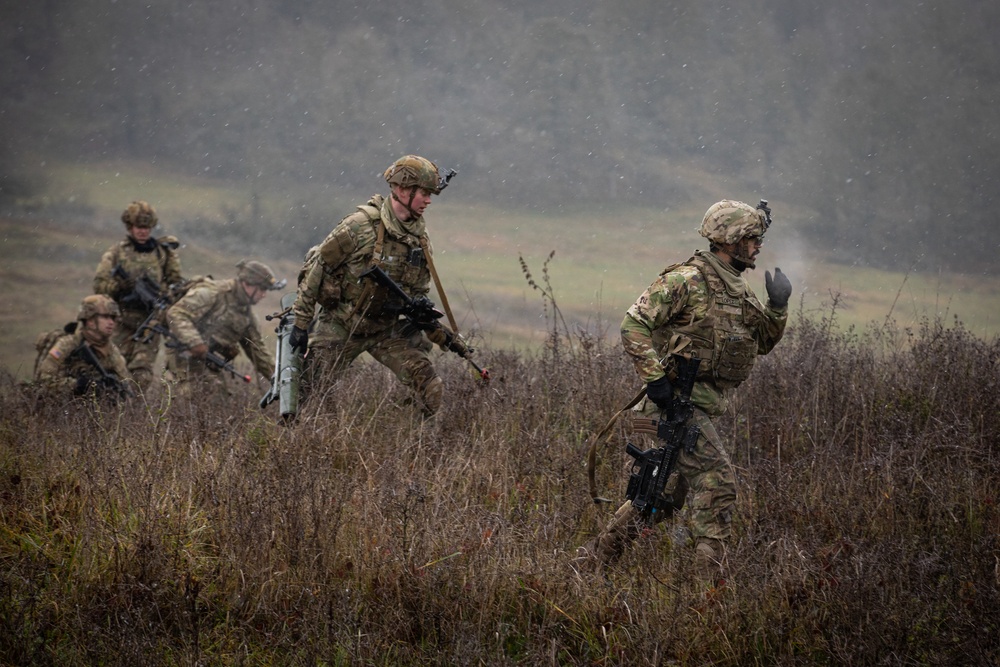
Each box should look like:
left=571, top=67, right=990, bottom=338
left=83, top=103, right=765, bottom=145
left=1, top=162, right=998, bottom=664
left=1, top=306, right=998, bottom=664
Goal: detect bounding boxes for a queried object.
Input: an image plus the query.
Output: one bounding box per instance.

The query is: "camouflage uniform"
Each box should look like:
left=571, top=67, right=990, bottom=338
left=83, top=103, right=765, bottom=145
left=93, top=201, right=182, bottom=389
left=292, top=156, right=449, bottom=415
left=35, top=295, right=133, bottom=399
left=164, top=273, right=274, bottom=398
left=593, top=201, right=788, bottom=583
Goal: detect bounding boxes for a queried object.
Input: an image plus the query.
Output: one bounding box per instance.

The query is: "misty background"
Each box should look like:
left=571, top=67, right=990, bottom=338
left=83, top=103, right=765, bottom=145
left=2, top=0, right=999, bottom=274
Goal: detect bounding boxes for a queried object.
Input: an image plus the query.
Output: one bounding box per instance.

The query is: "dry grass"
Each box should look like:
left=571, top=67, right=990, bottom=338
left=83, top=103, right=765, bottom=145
left=1, top=296, right=998, bottom=665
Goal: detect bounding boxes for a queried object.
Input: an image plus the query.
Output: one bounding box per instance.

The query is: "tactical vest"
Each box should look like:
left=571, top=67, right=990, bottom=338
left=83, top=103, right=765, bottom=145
left=110, top=239, right=177, bottom=312
left=654, top=255, right=765, bottom=389
left=339, top=204, right=431, bottom=335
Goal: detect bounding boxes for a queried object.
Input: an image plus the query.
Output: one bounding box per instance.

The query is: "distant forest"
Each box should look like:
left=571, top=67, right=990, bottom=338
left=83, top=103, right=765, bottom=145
left=2, top=0, right=998, bottom=272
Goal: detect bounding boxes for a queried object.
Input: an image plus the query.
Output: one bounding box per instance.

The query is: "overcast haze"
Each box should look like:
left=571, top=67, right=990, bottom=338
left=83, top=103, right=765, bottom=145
left=2, top=0, right=999, bottom=272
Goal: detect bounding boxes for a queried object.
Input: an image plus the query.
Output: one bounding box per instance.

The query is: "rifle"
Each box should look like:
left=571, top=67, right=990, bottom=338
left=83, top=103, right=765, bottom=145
left=112, top=265, right=175, bottom=342
left=624, top=355, right=701, bottom=520
left=140, top=321, right=252, bottom=383
left=359, top=265, right=490, bottom=381
left=73, top=342, right=134, bottom=399
left=260, top=293, right=303, bottom=420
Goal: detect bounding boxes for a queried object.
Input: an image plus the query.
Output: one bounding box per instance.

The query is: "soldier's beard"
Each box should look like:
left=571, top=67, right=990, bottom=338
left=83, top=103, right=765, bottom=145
left=730, top=241, right=759, bottom=271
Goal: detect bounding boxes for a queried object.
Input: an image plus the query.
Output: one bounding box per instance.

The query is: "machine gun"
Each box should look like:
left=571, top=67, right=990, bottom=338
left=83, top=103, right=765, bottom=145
left=259, top=293, right=302, bottom=420
left=624, top=355, right=701, bottom=520
left=359, top=264, right=489, bottom=382
left=72, top=342, right=134, bottom=400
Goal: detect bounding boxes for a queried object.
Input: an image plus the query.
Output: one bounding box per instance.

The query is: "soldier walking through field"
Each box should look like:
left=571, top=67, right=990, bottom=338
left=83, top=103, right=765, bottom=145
left=163, top=260, right=281, bottom=399
left=93, top=200, right=183, bottom=390
left=582, top=199, right=792, bottom=588
left=289, top=155, right=469, bottom=417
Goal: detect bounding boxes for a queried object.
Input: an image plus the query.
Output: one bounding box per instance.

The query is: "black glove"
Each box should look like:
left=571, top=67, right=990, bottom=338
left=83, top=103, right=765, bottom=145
left=645, top=375, right=674, bottom=411
left=73, top=375, right=92, bottom=396
left=289, top=326, right=309, bottom=355
left=765, top=267, right=792, bottom=309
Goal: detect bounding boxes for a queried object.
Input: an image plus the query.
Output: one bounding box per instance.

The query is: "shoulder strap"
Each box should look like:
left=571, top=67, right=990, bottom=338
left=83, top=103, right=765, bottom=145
left=419, top=236, right=459, bottom=333
left=370, top=218, right=387, bottom=268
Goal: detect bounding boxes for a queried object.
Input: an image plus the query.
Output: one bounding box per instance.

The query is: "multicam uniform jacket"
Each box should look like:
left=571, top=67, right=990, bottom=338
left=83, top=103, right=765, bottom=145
left=292, top=194, right=432, bottom=337
left=35, top=331, right=131, bottom=392
left=93, top=237, right=182, bottom=324
left=622, top=249, right=787, bottom=416
left=165, top=278, right=274, bottom=380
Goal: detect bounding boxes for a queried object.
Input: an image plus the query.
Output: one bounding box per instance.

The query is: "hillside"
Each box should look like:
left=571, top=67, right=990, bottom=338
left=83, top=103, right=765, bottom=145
left=2, top=162, right=1000, bottom=381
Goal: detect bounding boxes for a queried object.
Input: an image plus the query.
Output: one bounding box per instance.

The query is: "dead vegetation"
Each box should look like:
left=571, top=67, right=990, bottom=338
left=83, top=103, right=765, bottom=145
left=1, top=301, right=998, bottom=665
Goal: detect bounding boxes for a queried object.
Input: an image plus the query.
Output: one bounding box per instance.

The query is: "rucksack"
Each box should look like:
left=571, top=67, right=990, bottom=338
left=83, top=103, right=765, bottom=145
left=34, top=321, right=77, bottom=377
left=168, top=274, right=214, bottom=303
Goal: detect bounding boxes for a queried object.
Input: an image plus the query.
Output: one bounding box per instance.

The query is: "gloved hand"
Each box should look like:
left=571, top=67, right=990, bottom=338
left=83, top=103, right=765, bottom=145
left=289, top=326, right=309, bottom=355
left=425, top=326, right=449, bottom=349
left=765, top=267, right=792, bottom=309
left=448, top=333, right=471, bottom=356
left=188, top=343, right=209, bottom=359
left=73, top=375, right=92, bottom=396
left=645, top=375, right=674, bottom=410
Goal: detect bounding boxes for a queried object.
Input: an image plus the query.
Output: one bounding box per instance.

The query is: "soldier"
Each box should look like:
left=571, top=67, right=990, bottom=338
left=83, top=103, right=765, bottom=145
left=163, top=260, right=280, bottom=397
left=35, top=294, right=134, bottom=400
left=289, top=155, right=462, bottom=417
left=93, top=200, right=183, bottom=390
left=585, top=199, right=792, bottom=587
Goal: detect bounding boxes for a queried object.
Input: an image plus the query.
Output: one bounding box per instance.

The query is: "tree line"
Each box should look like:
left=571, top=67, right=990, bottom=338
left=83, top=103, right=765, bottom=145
left=2, top=0, right=998, bottom=272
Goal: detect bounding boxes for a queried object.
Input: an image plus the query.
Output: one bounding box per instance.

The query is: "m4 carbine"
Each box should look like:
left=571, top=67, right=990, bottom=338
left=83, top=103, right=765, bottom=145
left=73, top=342, right=134, bottom=400
left=136, top=321, right=252, bottom=383
left=359, top=264, right=489, bottom=381
left=624, top=355, right=701, bottom=520
left=112, top=266, right=175, bottom=343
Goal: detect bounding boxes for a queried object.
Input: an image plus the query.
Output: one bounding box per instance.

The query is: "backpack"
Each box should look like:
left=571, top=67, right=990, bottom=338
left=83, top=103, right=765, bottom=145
left=34, top=321, right=77, bottom=377
left=168, top=274, right=214, bottom=303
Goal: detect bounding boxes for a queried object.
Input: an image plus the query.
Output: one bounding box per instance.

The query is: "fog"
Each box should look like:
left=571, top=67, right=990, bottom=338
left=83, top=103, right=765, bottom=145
left=2, top=0, right=999, bottom=272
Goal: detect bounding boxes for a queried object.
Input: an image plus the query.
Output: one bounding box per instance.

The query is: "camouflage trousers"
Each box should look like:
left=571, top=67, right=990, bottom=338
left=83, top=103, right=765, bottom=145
left=163, top=351, right=239, bottom=401
left=113, top=311, right=161, bottom=390
left=592, top=406, right=736, bottom=580
left=303, top=318, right=442, bottom=416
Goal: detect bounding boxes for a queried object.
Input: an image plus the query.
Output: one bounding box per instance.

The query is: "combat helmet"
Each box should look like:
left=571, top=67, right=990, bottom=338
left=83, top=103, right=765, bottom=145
left=384, top=155, right=444, bottom=194
left=121, top=200, right=158, bottom=228
left=237, top=260, right=285, bottom=290
left=77, top=294, right=121, bottom=322
left=699, top=200, right=769, bottom=246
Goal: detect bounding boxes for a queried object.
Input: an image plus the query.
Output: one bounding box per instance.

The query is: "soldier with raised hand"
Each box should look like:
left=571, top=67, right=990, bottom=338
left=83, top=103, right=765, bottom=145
left=585, top=199, right=792, bottom=588
left=164, top=260, right=281, bottom=398
left=35, top=294, right=134, bottom=400
left=289, top=155, right=461, bottom=417
left=93, top=200, right=183, bottom=390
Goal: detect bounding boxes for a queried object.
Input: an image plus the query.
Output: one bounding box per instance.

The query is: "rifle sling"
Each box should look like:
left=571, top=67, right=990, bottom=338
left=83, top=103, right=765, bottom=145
left=585, top=385, right=647, bottom=503
left=419, top=236, right=459, bottom=334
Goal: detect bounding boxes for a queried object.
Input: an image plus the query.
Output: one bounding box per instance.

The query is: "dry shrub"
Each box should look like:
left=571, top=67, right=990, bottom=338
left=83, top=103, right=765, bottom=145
left=0, top=304, right=998, bottom=665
